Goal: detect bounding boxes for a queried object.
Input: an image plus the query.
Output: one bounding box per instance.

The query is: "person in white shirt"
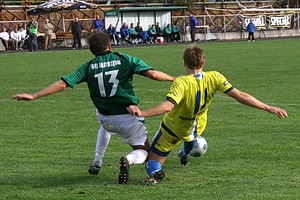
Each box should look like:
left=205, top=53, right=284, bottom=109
left=19, top=27, right=29, bottom=49
left=10, top=27, right=24, bottom=50
left=0, top=27, right=10, bottom=50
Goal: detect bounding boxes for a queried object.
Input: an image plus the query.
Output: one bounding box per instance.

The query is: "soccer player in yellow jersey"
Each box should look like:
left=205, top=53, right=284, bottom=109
left=127, top=46, right=288, bottom=186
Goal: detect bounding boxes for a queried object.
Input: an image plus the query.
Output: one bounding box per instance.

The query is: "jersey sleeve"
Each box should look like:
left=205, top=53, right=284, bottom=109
left=61, top=62, right=89, bottom=88
left=121, top=53, right=153, bottom=74
left=166, top=78, right=186, bottom=105
left=214, top=71, right=233, bottom=93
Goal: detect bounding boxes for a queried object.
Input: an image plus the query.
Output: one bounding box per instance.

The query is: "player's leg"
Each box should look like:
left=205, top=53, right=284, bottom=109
left=178, top=140, right=197, bottom=165
left=143, top=129, right=181, bottom=186
left=143, top=151, right=167, bottom=186
left=88, top=126, right=111, bottom=175
left=178, top=118, right=206, bottom=165
left=117, top=116, right=149, bottom=184
left=118, top=139, right=149, bottom=184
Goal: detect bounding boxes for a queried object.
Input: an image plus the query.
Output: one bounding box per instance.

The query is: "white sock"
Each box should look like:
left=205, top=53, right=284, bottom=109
left=93, top=126, right=111, bottom=166
left=125, top=149, right=148, bottom=165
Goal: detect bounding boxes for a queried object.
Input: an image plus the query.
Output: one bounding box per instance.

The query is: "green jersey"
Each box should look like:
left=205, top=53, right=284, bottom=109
left=29, top=21, right=38, bottom=34
left=172, top=25, right=179, bottom=33
left=62, top=51, right=153, bottom=115
left=163, top=27, right=172, bottom=34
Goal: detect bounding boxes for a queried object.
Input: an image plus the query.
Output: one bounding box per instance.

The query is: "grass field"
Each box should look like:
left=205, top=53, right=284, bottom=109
left=1, top=39, right=299, bottom=199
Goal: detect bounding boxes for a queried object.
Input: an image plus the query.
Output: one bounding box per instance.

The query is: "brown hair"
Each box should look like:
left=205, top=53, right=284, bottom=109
left=88, top=31, right=110, bottom=55
left=183, top=46, right=205, bottom=69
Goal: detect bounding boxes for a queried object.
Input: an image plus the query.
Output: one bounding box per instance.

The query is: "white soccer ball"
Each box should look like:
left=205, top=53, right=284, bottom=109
left=190, top=136, right=208, bottom=157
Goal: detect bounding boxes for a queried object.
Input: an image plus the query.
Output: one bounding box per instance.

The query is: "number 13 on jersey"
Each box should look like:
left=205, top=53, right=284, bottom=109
left=94, top=70, right=119, bottom=97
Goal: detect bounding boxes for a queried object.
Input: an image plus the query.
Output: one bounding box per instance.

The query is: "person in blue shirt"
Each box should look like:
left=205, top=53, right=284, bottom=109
left=189, top=13, right=198, bottom=43
left=106, top=24, right=119, bottom=45
left=93, top=15, right=104, bottom=31
left=120, top=22, right=132, bottom=44
left=247, top=18, right=256, bottom=42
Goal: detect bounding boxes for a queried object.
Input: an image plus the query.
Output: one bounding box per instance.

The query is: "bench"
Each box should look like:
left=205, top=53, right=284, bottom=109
left=55, top=32, right=73, bottom=47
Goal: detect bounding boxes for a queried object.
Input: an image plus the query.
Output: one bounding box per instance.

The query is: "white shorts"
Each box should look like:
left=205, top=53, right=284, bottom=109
left=96, top=110, right=148, bottom=146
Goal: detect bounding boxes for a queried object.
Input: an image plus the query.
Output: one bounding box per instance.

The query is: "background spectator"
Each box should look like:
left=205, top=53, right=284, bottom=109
left=19, top=27, right=28, bottom=49
left=135, top=22, right=143, bottom=34
left=155, top=22, right=163, bottom=37
left=10, top=27, right=24, bottom=50
left=0, top=27, right=10, bottom=50
left=93, top=15, right=104, bottom=31
left=120, top=22, right=131, bottom=44
left=163, top=24, right=172, bottom=43
left=43, top=18, right=53, bottom=50
left=129, top=23, right=141, bottom=44
left=139, top=31, right=150, bottom=44
left=71, top=17, right=84, bottom=49
left=147, top=24, right=157, bottom=43
left=247, top=18, right=256, bottom=42
left=106, top=24, right=119, bottom=45
left=189, top=13, right=199, bottom=44
left=172, top=21, right=180, bottom=42
left=28, top=17, right=38, bottom=51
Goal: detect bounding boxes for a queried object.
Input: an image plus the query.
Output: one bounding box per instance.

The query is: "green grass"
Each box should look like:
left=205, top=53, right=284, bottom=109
left=1, top=39, right=300, bottom=199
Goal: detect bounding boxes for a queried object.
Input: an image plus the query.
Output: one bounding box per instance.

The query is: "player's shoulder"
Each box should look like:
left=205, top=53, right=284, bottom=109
left=204, top=71, right=226, bottom=79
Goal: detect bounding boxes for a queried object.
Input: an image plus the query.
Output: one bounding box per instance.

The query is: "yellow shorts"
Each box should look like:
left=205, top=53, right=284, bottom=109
left=150, top=119, right=207, bottom=157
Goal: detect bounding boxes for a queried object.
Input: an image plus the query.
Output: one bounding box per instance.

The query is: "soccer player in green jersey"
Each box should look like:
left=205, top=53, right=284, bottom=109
left=127, top=46, right=288, bottom=186
left=12, top=31, right=175, bottom=184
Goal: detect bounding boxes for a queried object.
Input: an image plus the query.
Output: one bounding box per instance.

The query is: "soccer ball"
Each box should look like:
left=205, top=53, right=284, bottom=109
left=190, top=136, right=208, bottom=157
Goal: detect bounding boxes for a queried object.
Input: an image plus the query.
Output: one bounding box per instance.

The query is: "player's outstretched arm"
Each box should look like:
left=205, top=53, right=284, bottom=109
left=127, top=100, right=175, bottom=117
left=141, top=70, right=175, bottom=81
left=226, top=88, right=288, bottom=119
left=12, top=80, right=67, bottom=101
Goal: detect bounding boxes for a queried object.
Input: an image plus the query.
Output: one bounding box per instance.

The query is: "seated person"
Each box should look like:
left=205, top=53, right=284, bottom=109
left=155, top=22, right=163, bottom=37
left=129, top=23, right=141, bottom=44
left=18, top=27, right=29, bottom=50
left=120, top=22, right=131, bottom=44
left=135, top=22, right=143, bottom=34
left=163, top=24, right=172, bottom=43
left=172, top=22, right=181, bottom=42
left=0, top=27, right=10, bottom=50
left=139, top=31, right=150, bottom=44
left=106, top=24, right=119, bottom=45
left=147, top=24, right=157, bottom=43
left=10, top=27, right=24, bottom=50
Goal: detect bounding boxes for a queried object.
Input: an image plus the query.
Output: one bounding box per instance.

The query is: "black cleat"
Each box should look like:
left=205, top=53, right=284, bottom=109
left=118, top=157, right=129, bottom=184
left=88, top=165, right=100, bottom=175
left=178, top=150, right=189, bottom=165
left=142, top=170, right=166, bottom=186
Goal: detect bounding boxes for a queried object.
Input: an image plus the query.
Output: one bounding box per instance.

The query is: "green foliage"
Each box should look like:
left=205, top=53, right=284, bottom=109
left=1, top=39, right=300, bottom=199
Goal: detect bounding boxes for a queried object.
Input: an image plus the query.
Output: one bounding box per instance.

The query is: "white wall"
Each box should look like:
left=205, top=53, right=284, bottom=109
left=104, top=10, right=172, bottom=32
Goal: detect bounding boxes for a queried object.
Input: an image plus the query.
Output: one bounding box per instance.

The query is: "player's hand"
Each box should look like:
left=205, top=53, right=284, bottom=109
left=11, top=93, right=35, bottom=101
left=267, top=106, right=288, bottom=119
left=126, top=105, right=142, bottom=116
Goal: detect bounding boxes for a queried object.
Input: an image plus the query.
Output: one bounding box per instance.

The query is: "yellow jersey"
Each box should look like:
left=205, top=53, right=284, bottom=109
left=162, top=71, right=233, bottom=142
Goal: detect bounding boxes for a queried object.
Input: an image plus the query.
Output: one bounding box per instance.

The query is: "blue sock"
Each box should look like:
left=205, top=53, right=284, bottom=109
left=183, top=140, right=196, bottom=156
left=146, top=160, right=162, bottom=176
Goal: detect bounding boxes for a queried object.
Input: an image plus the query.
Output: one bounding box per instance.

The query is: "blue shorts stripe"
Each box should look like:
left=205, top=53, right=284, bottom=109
left=150, top=145, right=171, bottom=157
left=150, top=129, right=171, bottom=157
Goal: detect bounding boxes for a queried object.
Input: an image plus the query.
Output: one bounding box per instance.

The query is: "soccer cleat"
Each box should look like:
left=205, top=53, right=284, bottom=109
left=178, top=150, right=189, bottom=165
left=118, top=157, right=129, bottom=184
left=142, top=170, right=166, bottom=186
left=88, top=165, right=100, bottom=175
